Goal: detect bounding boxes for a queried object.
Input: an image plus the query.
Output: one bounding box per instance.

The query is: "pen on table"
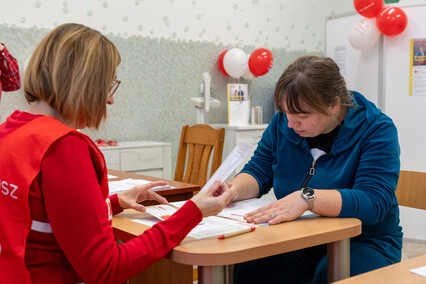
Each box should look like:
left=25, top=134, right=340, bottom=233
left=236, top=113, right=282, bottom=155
left=217, top=227, right=256, bottom=240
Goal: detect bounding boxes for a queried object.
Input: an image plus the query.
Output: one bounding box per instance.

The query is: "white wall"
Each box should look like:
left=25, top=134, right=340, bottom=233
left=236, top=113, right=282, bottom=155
left=0, top=0, right=354, bottom=51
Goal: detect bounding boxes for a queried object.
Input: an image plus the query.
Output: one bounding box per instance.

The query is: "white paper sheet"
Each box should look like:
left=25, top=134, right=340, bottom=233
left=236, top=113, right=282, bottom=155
left=200, top=142, right=252, bottom=192
left=134, top=197, right=318, bottom=239
left=218, top=198, right=273, bottom=222
left=410, top=265, right=426, bottom=277
left=161, top=198, right=316, bottom=223
left=218, top=198, right=316, bottom=223
left=186, top=216, right=254, bottom=240
left=108, top=178, right=172, bottom=195
left=142, top=200, right=259, bottom=239
left=145, top=204, right=178, bottom=221
left=131, top=214, right=254, bottom=240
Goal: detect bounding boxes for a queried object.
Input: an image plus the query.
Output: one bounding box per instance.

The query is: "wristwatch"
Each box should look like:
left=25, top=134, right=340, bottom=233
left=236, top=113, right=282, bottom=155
left=301, top=187, right=315, bottom=210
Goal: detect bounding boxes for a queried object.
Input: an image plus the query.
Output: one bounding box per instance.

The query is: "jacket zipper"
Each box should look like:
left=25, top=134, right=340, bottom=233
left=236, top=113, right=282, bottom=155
left=300, top=154, right=329, bottom=188
left=301, top=159, right=316, bottom=188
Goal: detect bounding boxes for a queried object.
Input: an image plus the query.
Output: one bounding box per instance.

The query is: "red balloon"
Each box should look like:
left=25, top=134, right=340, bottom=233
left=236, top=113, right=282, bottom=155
left=376, top=6, right=408, bottom=36
left=248, top=48, right=273, bottom=77
left=353, top=0, right=383, bottom=18
left=218, top=50, right=230, bottom=77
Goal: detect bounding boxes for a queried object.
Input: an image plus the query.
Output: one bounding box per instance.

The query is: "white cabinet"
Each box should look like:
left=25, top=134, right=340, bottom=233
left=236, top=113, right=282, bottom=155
left=210, top=124, right=268, bottom=179
left=98, top=141, right=171, bottom=179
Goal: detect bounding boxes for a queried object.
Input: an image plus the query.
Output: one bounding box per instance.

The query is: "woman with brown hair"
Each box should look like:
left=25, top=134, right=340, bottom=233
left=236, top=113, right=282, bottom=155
left=0, top=23, right=232, bottom=284
left=230, top=55, right=402, bottom=283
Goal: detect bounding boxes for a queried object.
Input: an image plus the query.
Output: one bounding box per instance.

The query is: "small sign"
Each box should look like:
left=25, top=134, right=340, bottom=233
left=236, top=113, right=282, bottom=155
left=227, top=83, right=250, bottom=125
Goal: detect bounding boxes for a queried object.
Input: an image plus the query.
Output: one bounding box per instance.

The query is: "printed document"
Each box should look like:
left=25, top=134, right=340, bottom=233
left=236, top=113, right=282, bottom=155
left=145, top=202, right=256, bottom=239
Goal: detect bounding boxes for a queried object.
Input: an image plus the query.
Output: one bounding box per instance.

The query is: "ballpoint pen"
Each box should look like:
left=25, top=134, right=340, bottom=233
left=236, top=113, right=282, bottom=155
left=217, top=227, right=255, bottom=240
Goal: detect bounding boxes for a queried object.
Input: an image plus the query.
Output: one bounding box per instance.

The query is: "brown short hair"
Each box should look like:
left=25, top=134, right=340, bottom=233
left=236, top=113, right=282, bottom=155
left=274, top=55, right=354, bottom=115
left=24, top=23, right=121, bottom=129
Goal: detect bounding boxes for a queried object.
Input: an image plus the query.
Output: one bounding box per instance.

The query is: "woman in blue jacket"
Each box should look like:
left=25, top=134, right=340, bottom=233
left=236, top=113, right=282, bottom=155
left=231, top=55, right=402, bottom=284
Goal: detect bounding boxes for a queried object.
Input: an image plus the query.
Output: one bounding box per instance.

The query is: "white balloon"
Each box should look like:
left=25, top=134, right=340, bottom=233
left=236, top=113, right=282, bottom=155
left=223, top=48, right=248, bottom=78
left=242, top=53, right=255, bottom=81
left=348, top=18, right=380, bottom=51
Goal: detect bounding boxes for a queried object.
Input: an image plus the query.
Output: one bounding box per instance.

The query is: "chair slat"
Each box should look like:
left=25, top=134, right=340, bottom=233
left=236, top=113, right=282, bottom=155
left=174, top=124, right=225, bottom=190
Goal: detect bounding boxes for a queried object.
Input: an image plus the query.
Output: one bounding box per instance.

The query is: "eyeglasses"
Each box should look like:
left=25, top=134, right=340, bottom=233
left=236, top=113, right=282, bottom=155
left=109, top=79, right=121, bottom=97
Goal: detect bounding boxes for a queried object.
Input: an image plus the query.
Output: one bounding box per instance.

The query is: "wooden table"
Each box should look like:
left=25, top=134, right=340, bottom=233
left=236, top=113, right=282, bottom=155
left=108, top=169, right=200, bottom=283
left=332, top=254, right=426, bottom=284
left=113, top=207, right=361, bottom=284
left=107, top=169, right=199, bottom=206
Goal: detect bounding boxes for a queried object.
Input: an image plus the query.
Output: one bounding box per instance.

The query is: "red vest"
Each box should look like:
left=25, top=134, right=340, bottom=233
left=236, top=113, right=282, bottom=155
left=0, top=116, right=109, bottom=283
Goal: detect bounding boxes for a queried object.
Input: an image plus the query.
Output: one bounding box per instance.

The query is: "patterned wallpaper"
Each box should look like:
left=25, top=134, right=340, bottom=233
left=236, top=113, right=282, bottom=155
left=0, top=0, right=355, bottom=50
left=0, top=24, right=316, bottom=173
left=1, top=0, right=379, bottom=174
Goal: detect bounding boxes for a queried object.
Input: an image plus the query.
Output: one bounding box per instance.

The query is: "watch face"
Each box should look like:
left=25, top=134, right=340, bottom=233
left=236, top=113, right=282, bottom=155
left=303, top=187, right=315, bottom=198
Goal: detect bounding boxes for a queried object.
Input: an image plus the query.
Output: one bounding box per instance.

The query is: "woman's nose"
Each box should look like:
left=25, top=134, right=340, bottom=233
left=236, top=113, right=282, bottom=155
left=287, top=114, right=298, bottom=128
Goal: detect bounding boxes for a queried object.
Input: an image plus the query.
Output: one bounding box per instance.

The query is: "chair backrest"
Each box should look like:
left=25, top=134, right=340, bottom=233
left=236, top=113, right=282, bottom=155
left=395, top=170, right=426, bottom=210
left=174, top=124, right=225, bottom=189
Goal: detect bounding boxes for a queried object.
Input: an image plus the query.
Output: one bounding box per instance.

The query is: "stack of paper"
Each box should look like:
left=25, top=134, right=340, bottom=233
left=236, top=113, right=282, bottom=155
left=140, top=199, right=268, bottom=240
left=136, top=197, right=317, bottom=239
left=144, top=202, right=255, bottom=240
left=108, top=178, right=172, bottom=195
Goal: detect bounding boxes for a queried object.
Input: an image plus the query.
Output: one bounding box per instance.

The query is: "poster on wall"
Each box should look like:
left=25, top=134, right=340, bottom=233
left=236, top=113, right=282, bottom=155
left=227, top=84, right=249, bottom=126
left=331, top=44, right=349, bottom=78
left=409, top=38, right=426, bottom=96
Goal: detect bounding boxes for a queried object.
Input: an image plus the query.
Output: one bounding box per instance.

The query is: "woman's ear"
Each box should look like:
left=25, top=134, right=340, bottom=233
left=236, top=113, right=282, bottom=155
left=329, top=97, right=341, bottom=114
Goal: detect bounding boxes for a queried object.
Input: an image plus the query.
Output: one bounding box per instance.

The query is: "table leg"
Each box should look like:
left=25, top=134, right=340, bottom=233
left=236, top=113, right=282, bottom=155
left=198, top=266, right=214, bottom=284
left=225, top=264, right=234, bottom=284
left=327, top=238, right=350, bottom=283
left=198, top=266, right=228, bottom=284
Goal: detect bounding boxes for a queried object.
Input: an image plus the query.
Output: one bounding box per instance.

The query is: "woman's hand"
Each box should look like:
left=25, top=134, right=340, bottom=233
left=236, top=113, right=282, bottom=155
left=225, top=181, right=239, bottom=202
left=191, top=180, right=233, bottom=218
left=117, top=181, right=169, bottom=212
left=244, top=190, right=307, bottom=225
left=225, top=173, right=259, bottom=203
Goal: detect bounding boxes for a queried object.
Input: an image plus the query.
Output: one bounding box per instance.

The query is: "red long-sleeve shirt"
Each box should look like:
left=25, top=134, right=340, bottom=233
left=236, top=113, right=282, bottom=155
left=0, top=44, right=21, bottom=99
left=0, top=111, right=202, bottom=284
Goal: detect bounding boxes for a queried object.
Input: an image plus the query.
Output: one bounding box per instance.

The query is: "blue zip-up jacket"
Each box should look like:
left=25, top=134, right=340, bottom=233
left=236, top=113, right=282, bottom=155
left=240, top=91, right=402, bottom=259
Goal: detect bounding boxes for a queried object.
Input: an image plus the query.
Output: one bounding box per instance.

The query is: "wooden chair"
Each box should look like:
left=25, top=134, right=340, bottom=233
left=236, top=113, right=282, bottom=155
left=174, top=124, right=225, bottom=189
left=395, top=170, right=426, bottom=210
left=395, top=170, right=426, bottom=261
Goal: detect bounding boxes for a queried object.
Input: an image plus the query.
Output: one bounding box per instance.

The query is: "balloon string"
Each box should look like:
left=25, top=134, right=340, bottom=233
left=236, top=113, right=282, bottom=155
left=248, top=79, right=255, bottom=100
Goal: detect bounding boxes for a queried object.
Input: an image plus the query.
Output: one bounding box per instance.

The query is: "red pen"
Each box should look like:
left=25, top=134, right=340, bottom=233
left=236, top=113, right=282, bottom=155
left=217, top=227, right=255, bottom=240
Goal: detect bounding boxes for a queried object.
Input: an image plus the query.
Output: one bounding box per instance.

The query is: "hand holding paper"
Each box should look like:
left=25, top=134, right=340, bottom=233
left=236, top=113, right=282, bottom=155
left=200, top=142, right=252, bottom=192
left=191, top=180, right=233, bottom=218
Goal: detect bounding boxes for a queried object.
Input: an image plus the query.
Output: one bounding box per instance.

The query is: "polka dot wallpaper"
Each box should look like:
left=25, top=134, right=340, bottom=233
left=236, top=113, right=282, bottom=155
left=0, top=23, right=313, bottom=171
left=3, top=0, right=354, bottom=50
left=1, top=0, right=414, bottom=174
